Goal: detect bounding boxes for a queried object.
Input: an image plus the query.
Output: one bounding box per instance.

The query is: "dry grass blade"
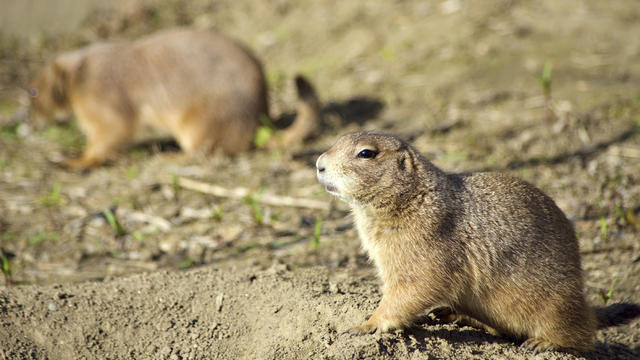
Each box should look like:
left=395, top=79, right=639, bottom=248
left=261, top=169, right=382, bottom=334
left=177, top=177, right=329, bottom=211
left=120, top=209, right=172, bottom=232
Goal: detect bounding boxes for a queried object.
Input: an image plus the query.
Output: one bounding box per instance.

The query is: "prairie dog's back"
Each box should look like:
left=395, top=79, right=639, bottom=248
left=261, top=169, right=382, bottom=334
left=452, top=172, right=584, bottom=300
left=75, top=28, right=267, bottom=119
left=455, top=172, right=581, bottom=272
left=129, top=29, right=265, bottom=103
left=65, top=28, right=267, bottom=154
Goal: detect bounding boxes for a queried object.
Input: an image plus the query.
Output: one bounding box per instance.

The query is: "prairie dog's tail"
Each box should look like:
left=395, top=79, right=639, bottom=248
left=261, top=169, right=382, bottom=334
left=594, top=303, right=640, bottom=329
left=276, top=75, right=321, bottom=147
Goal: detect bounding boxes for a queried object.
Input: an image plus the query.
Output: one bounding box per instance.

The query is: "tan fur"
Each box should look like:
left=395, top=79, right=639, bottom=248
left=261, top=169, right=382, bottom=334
left=316, top=131, right=603, bottom=352
left=29, top=28, right=320, bottom=169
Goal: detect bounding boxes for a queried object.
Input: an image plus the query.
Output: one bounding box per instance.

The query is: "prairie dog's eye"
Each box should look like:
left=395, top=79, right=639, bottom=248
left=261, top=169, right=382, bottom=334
left=357, top=149, right=378, bottom=159
left=29, top=88, right=39, bottom=98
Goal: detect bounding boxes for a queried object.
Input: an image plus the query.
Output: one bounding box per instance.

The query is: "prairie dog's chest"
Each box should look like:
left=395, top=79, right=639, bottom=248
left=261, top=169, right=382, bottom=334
left=353, top=207, right=407, bottom=266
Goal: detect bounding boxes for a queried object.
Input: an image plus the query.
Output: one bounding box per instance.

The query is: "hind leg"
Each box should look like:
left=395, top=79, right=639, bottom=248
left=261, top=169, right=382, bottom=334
left=175, top=128, right=216, bottom=156
left=521, top=338, right=560, bottom=353
left=520, top=322, right=594, bottom=353
left=175, top=119, right=255, bottom=156
left=519, top=297, right=596, bottom=353
left=174, top=110, right=220, bottom=155
left=434, top=308, right=501, bottom=337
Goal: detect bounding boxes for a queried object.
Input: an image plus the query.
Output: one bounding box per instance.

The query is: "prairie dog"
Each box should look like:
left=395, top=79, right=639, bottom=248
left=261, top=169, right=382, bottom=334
left=316, top=131, right=639, bottom=352
left=29, top=28, right=320, bottom=169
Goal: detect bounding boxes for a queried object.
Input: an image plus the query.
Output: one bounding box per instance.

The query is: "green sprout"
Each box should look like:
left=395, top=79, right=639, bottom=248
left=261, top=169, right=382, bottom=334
left=177, top=258, right=197, bottom=270
left=39, top=182, right=65, bottom=208
left=244, top=195, right=263, bottom=225
left=28, top=231, right=59, bottom=246
left=244, top=187, right=267, bottom=225
left=103, top=208, right=125, bottom=237
left=171, top=173, right=180, bottom=193
left=599, top=216, right=608, bottom=239
left=311, top=218, right=322, bottom=249
left=1, top=251, right=13, bottom=286
left=211, top=205, right=223, bottom=222
left=538, top=60, right=552, bottom=101
left=599, top=276, right=618, bottom=305
left=254, top=114, right=275, bottom=149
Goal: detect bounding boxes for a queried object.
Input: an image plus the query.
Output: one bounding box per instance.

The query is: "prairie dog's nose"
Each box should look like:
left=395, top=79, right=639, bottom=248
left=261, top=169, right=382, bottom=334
left=316, top=154, right=326, bottom=172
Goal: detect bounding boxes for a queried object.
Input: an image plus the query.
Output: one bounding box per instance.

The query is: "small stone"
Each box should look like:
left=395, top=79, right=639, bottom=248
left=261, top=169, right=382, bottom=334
left=329, top=282, right=341, bottom=294
left=215, top=293, right=224, bottom=312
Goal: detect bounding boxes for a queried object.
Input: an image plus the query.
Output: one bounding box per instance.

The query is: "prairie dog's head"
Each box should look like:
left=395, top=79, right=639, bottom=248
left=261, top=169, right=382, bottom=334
left=29, top=60, right=72, bottom=126
left=316, top=131, right=421, bottom=207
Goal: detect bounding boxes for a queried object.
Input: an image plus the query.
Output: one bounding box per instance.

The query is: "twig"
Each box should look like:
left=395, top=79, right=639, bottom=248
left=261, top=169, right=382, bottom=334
left=177, top=177, right=330, bottom=211
left=120, top=209, right=172, bottom=232
left=609, top=146, right=640, bottom=159
left=580, top=244, right=635, bottom=255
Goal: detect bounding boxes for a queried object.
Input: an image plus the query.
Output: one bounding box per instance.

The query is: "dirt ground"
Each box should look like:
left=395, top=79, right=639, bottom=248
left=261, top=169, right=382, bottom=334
left=1, top=0, right=639, bottom=359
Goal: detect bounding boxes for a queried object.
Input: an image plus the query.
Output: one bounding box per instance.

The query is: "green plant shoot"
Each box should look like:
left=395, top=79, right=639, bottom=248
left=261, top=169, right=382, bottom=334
left=539, top=60, right=552, bottom=100
left=103, top=208, right=125, bottom=237
left=599, top=276, right=618, bottom=304
left=254, top=114, right=275, bottom=149
left=1, top=252, right=11, bottom=277
left=311, top=218, right=322, bottom=249
left=599, top=216, right=608, bottom=239
left=39, top=182, right=65, bottom=207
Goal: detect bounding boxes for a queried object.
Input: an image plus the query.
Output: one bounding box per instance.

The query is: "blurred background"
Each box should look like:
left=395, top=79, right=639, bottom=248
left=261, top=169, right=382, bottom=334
left=0, top=0, right=638, bottom=295
left=1, top=0, right=107, bottom=38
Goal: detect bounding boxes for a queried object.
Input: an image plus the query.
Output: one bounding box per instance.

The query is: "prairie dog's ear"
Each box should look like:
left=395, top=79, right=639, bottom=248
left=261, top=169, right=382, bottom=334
left=398, top=150, right=414, bottom=173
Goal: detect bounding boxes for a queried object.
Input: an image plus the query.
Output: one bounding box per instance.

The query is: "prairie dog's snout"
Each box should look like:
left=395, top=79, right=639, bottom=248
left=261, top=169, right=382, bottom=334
left=315, top=153, right=339, bottom=197
left=315, top=154, right=326, bottom=175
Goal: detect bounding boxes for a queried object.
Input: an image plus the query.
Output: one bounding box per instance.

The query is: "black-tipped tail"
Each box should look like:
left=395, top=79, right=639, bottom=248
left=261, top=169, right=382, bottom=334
left=294, top=75, right=317, bottom=102
left=273, top=75, right=321, bottom=147
left=594, top=303, right=640, bottom=329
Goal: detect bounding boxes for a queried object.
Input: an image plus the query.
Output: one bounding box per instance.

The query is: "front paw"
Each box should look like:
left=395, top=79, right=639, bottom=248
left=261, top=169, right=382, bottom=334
left=344, top=322, right=377, bottom=336
left=62, top=156, right=103, bottom=171
left=521, top=338, right=557, bottom=354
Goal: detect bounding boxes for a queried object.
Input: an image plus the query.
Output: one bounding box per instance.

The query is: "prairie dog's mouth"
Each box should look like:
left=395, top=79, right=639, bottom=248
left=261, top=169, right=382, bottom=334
left=325, top=184, right=337, bottom=193
left=317, top=174, right=352, bottom=203
left=317, top=174, right=338, bottom=195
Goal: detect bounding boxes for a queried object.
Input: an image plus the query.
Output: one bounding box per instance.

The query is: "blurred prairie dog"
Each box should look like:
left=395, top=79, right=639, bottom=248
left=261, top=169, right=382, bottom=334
left=29, top=28, right=320, bottom=169
left=316, top=131, right=639, bottom=352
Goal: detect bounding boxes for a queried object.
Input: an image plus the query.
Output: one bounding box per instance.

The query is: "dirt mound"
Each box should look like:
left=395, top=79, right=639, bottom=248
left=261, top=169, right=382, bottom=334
left=1, top=265, right=637, bottom=359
